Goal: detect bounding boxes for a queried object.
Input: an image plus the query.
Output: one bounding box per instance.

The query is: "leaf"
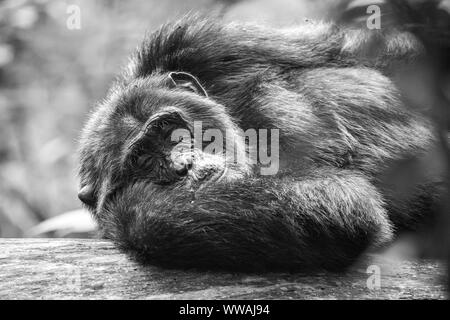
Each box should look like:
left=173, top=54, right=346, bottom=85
left=26, top=209, right=97, bottom=238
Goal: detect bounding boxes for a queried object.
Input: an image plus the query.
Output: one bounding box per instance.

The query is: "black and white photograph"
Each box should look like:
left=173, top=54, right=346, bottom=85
left=0, top=0, right=449, bottom=306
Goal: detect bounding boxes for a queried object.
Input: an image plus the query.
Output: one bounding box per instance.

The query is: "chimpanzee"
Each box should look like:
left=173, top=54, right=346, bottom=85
left=78, top=15, right=445, bottom=271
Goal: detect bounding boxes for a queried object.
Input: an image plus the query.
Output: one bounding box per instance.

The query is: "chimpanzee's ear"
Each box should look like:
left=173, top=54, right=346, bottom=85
left=168, top=72, right=208, bottom=97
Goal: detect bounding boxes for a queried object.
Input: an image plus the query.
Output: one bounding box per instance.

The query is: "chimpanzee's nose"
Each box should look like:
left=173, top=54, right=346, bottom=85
left=78, top=185, right=96, bottom=207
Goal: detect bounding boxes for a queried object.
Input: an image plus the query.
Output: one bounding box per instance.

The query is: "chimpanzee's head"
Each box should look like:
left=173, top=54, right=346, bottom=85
left=78, top=71, right=250, bottom=220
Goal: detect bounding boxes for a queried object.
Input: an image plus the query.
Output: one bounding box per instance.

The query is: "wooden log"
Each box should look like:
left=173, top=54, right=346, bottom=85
left=0, top=239, right=446, bottom=299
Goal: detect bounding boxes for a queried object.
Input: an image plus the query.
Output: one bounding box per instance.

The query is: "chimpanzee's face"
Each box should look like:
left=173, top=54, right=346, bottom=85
left=78, top=73, right=247, bottom=217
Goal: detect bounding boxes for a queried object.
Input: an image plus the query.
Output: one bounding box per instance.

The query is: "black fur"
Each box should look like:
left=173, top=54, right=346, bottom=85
left=78, top=15, right=444, bottom=272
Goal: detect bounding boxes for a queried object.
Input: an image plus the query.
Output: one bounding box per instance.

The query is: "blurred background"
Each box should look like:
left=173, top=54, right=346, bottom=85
left=0, top=0, right=448, bottom=245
